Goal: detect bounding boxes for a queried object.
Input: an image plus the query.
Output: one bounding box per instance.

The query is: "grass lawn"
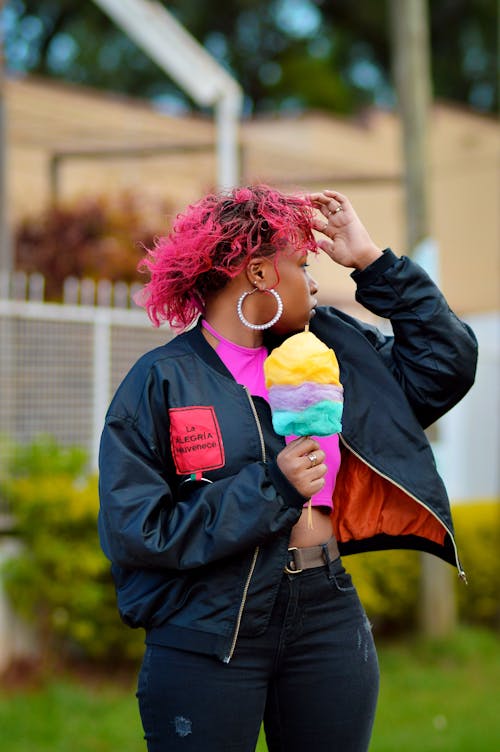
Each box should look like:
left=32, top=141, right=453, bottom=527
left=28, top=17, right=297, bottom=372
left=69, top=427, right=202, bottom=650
left=1, top=626, right=498, bottom=752
left=368, top=626, right=500, bottom=752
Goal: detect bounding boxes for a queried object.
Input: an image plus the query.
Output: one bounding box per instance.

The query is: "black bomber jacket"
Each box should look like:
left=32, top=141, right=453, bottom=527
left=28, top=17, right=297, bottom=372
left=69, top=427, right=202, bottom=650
left=98, top=250, right=478, bottom=662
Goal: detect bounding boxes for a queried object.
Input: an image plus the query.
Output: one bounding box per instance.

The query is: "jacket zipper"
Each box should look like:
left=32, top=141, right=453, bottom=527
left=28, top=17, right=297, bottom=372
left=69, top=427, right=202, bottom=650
left=223, top=387, right=266, bottom=663
left=339, top=435, right=467, bottom=582
left=243, top=386, right=267, bottom=462
left=224, top=546, right=259, bottom=663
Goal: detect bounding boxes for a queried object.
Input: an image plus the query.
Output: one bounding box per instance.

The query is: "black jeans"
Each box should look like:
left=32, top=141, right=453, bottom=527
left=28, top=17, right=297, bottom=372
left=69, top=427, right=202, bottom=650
left=137, top=557, right=379, bottom=752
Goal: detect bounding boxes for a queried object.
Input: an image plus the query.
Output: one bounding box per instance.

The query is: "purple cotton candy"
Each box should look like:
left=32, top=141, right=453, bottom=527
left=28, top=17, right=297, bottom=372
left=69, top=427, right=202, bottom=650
left=268, top=382, right=343, bottom=411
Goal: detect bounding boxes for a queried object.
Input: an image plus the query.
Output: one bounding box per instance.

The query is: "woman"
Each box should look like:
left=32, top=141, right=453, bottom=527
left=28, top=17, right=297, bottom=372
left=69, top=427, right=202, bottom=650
left=98, top=186, right=477, bottom=752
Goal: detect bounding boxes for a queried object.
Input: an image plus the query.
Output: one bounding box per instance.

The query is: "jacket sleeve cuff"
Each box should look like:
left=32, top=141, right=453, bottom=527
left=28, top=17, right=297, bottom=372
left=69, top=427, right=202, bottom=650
left=266, top=460, right=308, bottom=511
left=350, top=248, right=398, bottom=288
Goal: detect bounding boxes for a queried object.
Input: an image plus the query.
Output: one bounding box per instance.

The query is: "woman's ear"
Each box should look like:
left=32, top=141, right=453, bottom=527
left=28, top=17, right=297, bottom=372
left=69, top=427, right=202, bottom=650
left=246, top=257, right=276, bottom=289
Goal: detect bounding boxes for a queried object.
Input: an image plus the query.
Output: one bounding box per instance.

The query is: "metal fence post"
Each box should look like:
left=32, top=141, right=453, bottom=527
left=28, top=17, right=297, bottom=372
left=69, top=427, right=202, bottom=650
left=92, top=310, right=111, bottom=471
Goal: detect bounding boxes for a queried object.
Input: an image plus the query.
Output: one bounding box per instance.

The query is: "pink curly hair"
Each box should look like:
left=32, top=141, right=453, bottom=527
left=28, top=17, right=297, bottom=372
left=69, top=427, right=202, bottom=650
left=135, top=185, right=317, bottom=330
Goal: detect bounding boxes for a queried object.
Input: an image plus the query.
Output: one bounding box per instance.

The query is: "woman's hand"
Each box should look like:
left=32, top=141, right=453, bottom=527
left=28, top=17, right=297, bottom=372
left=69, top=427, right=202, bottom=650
left=309, top=189, right=383, bottom=271
left=276, top=437, right=327, bottom=499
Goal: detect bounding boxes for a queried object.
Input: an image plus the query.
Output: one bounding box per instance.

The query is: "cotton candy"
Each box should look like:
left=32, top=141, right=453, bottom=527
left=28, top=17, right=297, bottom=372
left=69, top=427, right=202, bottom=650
left=264, top=330, right=343, bottom=437
left=264, top=331, right=340, bottom=387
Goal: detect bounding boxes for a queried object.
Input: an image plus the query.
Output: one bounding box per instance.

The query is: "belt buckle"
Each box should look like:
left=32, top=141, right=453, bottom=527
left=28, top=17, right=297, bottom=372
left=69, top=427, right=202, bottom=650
left=284, top=547, right=303, bottom=574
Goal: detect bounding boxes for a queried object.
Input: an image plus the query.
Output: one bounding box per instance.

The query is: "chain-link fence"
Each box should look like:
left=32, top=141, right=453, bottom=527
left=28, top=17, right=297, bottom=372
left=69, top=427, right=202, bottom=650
left=0, top=286, right=172, bottom=471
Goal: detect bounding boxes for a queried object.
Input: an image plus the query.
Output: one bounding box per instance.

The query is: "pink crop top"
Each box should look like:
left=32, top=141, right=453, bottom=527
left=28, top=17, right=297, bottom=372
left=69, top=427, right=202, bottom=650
left=202, top=320, right=341, bottom=510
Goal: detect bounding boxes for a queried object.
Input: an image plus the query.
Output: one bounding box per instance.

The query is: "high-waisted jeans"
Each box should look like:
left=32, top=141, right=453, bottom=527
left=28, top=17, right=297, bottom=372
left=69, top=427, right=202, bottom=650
left=136, top=556, right=379, bottom=752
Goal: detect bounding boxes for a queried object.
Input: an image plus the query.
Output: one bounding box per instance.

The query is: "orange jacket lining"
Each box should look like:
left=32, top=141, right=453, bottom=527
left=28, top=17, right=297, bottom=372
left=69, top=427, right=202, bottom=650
left=331, top=449, right=446, bottom=546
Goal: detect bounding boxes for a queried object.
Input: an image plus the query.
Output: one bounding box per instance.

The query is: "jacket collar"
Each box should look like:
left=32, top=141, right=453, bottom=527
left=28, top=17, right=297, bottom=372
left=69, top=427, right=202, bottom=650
left=183, top=319, right=239, bottom=381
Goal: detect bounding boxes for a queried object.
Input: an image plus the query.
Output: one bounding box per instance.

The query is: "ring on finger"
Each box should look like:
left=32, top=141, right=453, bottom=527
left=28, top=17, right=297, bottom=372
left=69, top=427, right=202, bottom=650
left=307, top=452, right=318, bottom=467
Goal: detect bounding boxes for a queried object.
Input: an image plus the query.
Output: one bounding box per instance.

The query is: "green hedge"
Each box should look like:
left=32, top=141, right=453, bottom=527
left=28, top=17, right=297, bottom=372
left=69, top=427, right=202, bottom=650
left=452, top=501, right=500, bottom=625
left=0, top=437, right=144, bottom=662
left=346, top=500, right=500, bottom=632
left=1, top=438, right=498, bottom=663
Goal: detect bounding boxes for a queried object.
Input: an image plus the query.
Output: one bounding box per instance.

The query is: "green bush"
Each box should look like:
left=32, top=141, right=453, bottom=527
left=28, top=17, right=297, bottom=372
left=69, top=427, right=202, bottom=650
left=453, top=501, right=500, bottom=626
left=14, top=192, right=173, bottom=300
left=0, top=437, right=143, bottom=663
left=347, top=500, right=500, bottom=631
left=1, top=436, right=498, bottom=665
left=347, top=548, right=421, bottom=631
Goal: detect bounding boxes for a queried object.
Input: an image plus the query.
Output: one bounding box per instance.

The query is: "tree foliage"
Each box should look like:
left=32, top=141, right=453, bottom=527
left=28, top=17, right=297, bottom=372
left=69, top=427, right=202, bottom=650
left=4, top=0, right=497, bottom=115
left=14, top=192, right=172, bottom=299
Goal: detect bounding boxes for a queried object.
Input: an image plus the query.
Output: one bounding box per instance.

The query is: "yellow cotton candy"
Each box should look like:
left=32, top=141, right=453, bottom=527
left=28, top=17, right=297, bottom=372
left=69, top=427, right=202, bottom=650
left=264, top=330, right=340, bottom=388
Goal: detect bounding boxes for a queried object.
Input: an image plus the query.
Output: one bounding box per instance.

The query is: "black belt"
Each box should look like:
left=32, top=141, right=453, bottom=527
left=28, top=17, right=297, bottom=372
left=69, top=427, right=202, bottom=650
left=285, top=537, right=340, bottom=574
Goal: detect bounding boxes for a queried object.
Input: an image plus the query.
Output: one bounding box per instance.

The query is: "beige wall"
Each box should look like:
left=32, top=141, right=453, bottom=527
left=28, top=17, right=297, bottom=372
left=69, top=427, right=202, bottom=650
left=6, top=77, right=499, bottom=315
left=241, top=108, right=499, bottom=315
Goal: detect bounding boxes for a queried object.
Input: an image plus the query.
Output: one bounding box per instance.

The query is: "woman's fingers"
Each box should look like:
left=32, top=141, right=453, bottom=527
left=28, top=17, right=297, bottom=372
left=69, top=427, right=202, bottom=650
left=277, top=438, right=327, bottom=497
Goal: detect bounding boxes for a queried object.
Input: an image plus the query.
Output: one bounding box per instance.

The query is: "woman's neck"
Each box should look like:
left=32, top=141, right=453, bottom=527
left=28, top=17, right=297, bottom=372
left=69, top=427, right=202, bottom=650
left=202, top=315, right=264, bottom=349
left=203, top=296, right=264, bottom=349
left=201, top=318, right=266, bottom=350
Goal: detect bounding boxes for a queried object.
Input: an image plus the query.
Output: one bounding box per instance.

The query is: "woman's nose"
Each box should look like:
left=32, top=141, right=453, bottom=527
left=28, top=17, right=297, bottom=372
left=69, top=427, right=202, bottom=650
left=309, top=274, right=319, bottom=295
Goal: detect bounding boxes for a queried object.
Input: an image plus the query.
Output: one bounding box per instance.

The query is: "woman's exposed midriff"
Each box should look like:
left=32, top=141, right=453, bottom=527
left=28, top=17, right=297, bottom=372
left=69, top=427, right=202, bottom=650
left=289, top=505, right=334, bottom=548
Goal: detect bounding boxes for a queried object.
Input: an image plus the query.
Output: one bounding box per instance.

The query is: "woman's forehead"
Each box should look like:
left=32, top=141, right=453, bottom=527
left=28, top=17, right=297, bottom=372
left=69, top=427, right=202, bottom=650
left=280, top=243, right=311, bottom=259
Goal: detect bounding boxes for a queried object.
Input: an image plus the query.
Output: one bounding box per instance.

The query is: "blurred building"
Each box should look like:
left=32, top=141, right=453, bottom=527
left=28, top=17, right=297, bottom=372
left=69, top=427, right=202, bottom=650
left=6, top=75, right=499, bottom=316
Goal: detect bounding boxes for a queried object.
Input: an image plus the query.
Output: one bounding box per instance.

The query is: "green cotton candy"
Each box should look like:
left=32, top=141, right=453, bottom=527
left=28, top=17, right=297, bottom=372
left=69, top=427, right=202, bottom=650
left=271, top=400, right=343, bottom=437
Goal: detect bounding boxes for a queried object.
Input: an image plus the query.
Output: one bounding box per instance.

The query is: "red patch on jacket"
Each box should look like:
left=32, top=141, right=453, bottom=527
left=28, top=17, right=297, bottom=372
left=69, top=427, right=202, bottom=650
left=169, top=406, right=225, bottom=476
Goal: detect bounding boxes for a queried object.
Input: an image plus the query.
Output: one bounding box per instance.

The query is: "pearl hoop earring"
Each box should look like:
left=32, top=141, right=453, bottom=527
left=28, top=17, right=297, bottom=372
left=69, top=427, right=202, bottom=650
left=237, top=288, right=283, bottom=330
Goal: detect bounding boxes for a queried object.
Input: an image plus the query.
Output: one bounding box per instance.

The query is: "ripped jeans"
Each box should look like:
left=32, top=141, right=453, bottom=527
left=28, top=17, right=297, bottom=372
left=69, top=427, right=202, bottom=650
left=136, top=557, right=379, bottom=752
